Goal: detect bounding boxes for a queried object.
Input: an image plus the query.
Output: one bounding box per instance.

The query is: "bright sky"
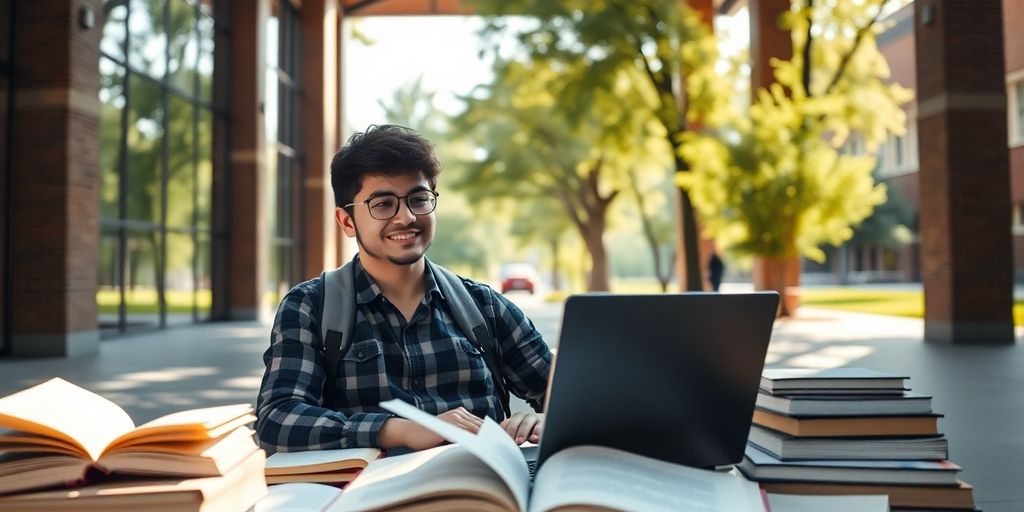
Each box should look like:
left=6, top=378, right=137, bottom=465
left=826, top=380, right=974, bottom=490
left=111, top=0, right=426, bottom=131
left=342, top=12, right=752, bottom=136
left=341, top=3, right=913, bottom=134
left=343, top=16, right=496, bottom=132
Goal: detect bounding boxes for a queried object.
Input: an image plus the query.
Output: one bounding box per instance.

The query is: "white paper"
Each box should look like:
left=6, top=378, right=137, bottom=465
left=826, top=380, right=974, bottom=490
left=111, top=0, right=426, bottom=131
left=328, top=444, right=518, bottom=512
left=767, top=493, right=888, bottom=512
left=255, top=482, right=342, bottom=512
left=379, top=399, right=530, bottom=512
left=265, top=448, right=380, bottom=471
left=529, top=446, right=766, bottom=512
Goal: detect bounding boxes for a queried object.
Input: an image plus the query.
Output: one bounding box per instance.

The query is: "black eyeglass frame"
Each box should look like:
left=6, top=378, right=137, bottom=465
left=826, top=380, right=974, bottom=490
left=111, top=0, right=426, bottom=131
left=343, top=190, right=440, bottom=220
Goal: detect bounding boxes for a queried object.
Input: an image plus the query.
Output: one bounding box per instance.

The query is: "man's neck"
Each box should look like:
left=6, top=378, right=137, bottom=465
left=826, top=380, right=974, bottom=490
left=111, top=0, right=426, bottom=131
left=359, top=255, right=427, bottom=304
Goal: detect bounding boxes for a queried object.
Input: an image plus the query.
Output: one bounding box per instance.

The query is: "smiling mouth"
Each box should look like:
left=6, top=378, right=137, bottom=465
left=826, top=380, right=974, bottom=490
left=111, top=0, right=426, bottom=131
left=385, top=230, right=419, bottom=241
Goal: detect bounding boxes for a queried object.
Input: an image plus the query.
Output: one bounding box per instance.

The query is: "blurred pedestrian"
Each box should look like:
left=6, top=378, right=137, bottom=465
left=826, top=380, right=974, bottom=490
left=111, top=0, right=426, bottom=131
left=708, top=251, right=724, bottom=292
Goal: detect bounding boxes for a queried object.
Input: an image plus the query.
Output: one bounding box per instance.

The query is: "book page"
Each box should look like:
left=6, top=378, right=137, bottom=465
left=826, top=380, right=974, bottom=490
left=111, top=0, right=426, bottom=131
left=265, top=447, right=381, bottom=475
left=0, top=378, right=134, bottom=461
left=380, top=399, right=530, bottom=512
left=108, top=404, right=254, bottom=448
left=256, top=482, right=342, bottom=512
left=767, top=493, right=888, bottom=512
left=328, top=444, right=518, bottom=512
left=529, top=446, right=765, bottom=512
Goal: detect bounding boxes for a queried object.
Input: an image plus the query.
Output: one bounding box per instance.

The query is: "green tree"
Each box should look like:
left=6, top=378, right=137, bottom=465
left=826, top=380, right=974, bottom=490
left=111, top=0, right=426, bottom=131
left=472, top=0, right=729, bottom=291
left=377, top=78, right=492, bottom=277
left=678, top=0, right=912, bottom=314
left=453, top=59, right=663, bottom=291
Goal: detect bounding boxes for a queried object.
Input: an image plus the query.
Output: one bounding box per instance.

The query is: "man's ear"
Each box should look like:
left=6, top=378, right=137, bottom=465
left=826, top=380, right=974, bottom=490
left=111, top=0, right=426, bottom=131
left=335, top=207, right=357, bottom=238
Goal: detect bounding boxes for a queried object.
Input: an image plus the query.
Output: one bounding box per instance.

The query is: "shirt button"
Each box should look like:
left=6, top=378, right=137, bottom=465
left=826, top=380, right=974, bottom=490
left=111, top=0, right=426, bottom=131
left=357, top=351, right=365, bottom=358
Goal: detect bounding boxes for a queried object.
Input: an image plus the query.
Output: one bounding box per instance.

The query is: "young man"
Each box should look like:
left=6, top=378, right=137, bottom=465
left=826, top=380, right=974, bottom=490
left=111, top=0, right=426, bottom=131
left=256, top=125, right=552, bottom=453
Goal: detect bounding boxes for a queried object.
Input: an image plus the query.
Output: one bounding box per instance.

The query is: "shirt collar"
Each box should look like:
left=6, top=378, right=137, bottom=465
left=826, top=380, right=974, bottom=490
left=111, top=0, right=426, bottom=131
left=352, top=255, right=444, bottom=306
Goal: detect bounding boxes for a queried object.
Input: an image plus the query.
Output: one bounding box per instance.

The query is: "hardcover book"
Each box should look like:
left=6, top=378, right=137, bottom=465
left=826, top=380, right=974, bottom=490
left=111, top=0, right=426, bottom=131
left=738, top=445, right=961, bottom=486
left=761, top=368, right=908, bottom=394
left=747, top=424, right=949, bottom=460
left=0, top=378, right=259, bottom=495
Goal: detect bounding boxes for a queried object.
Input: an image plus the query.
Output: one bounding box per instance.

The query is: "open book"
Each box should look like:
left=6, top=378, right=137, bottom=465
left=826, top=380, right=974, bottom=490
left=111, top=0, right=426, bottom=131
left=300, top=399, right=767, bottom=512
left=0, top=378, right=258, bottom=495
left=265, top=448, right=381, bottom=484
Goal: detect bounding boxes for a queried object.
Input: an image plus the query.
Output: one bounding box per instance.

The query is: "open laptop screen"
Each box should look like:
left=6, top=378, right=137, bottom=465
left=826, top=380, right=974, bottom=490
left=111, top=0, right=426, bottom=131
left=536, top=292, right=779, bottom=469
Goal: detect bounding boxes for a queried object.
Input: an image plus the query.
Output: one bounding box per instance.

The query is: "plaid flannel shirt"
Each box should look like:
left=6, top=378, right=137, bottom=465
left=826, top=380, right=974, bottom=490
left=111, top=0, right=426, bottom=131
left=255, top=257, right=552, bottom=452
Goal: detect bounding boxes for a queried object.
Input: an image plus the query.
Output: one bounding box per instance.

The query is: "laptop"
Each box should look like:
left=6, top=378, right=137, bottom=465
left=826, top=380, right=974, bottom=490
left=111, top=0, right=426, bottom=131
left=533, top=292, right=779, bottom=470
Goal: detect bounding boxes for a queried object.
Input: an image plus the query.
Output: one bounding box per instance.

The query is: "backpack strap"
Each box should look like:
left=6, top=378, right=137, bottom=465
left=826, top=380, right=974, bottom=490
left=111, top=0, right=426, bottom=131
left=429, top=261, right=512, bottom=421
left=319, top=260, right=357, bottom=409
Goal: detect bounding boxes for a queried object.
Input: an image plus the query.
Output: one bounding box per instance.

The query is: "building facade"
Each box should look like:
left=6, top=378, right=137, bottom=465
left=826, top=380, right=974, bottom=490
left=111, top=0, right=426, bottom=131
left=806, top=0, right=1024, bottom=284
left=0, top=0, right=355, bottom=356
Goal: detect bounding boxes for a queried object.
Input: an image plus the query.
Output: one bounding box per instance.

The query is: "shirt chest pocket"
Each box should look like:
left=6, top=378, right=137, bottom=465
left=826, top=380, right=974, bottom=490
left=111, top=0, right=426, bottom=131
left=447, top=338, right=490, bottom=377
left=334, top=338, right=389, bottom=407
left=344, top=338, right=384, bottom=364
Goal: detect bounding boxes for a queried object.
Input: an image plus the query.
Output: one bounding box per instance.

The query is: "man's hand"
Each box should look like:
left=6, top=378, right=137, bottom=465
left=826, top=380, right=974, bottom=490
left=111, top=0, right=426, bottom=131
left=500, top=412, right=543, bottom=445
left=378, top=407, right=484, bottom=450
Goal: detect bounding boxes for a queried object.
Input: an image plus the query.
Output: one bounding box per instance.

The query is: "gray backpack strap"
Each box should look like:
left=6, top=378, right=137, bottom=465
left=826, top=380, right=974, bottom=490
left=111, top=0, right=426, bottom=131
left=429, top=261, right=512, bottom=421
left=320, top=260, right=357, bottom=409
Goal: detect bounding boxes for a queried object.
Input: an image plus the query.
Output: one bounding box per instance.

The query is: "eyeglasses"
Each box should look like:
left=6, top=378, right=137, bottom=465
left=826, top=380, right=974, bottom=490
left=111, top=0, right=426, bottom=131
left=344, top=190, right=439, bottom=220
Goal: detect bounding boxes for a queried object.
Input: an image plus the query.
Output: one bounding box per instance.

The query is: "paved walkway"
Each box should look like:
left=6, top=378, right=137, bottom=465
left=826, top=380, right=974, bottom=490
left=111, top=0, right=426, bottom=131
left=1, top=305, right=1021, bottom=511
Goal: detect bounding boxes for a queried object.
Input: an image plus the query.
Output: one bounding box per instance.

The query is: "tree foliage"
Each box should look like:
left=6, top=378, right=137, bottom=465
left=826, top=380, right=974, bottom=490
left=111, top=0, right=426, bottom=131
left=678, top=0, right=912, bottom=262
left=452, top=56, right=674, bottom=291
left=471, top=0, right=728, bottom=290
left=377, top=79, right=492, bottom=277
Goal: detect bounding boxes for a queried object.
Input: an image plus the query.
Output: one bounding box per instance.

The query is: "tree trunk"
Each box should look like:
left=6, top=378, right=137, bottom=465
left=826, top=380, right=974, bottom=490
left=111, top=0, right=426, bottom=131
left=550, top=237, right=562, bottom=291
left=581, top=226, right=610, bottom=292
left=673, top=153, right=704, bottom=291
left=753, top=255, right=802, bottom=317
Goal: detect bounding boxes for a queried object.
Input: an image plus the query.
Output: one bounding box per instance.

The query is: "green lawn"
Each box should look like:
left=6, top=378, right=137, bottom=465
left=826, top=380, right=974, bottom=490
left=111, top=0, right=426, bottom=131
left=546, top=283, right=1024, bottom=326
left=800, top=287, right=1024, bottom=326
left=97, top=289, right=212, bottom=315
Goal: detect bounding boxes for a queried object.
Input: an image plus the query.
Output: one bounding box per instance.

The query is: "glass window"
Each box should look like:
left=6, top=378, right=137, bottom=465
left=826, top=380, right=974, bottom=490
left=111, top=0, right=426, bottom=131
left=168, top=0, right=197, bottom=94
left=196, top=234, right=211, bottom=320
left=266, top=0, right=302, bottom=292
left=124, top=231, right=161, bottom=329
left=99, top=0, right=224, bottom=335
left=197, top=13, right=215, bottom=103
left=100, top=58, right=125, bottom=220
left=101, top=1, right=128, bottom=62
left=196, top=108, right=213, bottom=229
left=165, top=232, right=195, bottom=325
left=1015, top=82, right=1024, bottom=140
left=166, top=95, right=194, bottom=228
left=97, top=232, right=123, bottom=334
left=125, top=76, right=164, bottom=224
left=128, top=0, right=167, bottom=78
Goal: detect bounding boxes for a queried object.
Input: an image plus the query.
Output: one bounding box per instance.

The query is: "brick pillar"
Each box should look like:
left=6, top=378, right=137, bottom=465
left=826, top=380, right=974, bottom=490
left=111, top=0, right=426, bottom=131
left=749, top=0, right=792, bottom=92
left=225, top=0, right=267, bottom=320
left=9, top=1, right=102, bottom=356
left=748, top=0, right=800, bottom=314
left=300, top=0, right=340, bottom=277
left=915, top=0, right=1013, bottom=344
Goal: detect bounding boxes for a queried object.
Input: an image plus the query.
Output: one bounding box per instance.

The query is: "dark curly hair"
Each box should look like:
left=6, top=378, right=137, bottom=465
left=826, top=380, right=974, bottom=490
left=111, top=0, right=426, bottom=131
left=330, top=125, right=441, bottom=209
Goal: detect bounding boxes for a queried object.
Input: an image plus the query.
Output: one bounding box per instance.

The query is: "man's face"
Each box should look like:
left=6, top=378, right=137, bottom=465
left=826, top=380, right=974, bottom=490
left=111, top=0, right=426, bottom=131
left=338, top=172, right=436, bottom=266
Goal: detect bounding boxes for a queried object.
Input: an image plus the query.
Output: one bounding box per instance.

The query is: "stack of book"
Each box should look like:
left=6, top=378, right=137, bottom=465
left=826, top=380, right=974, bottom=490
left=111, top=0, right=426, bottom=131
left=0, top=378, right=267, bottom=511
left=738, top=367, right=977, bottom=512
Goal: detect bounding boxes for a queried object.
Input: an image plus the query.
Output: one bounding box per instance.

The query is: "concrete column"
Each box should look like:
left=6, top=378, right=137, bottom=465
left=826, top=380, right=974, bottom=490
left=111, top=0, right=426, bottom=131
left=8, top=0, right=102, bottom=356
left=225, top=0, right=267, bottom=320
left=300, top=0, right=340, bottom=277
left=915, top=0, right=1013, bottom=344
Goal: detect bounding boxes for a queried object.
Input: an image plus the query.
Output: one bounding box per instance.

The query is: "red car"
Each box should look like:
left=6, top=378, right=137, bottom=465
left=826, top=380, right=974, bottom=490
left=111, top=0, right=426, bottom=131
left=500, top=263, right=539, bottom=294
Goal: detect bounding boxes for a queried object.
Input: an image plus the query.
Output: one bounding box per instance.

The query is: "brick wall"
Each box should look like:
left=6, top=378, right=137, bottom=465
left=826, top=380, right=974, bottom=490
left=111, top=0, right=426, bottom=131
left=9, top=0, right=102, bottom=355
left=916, top=0, right=1014, bottom=344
